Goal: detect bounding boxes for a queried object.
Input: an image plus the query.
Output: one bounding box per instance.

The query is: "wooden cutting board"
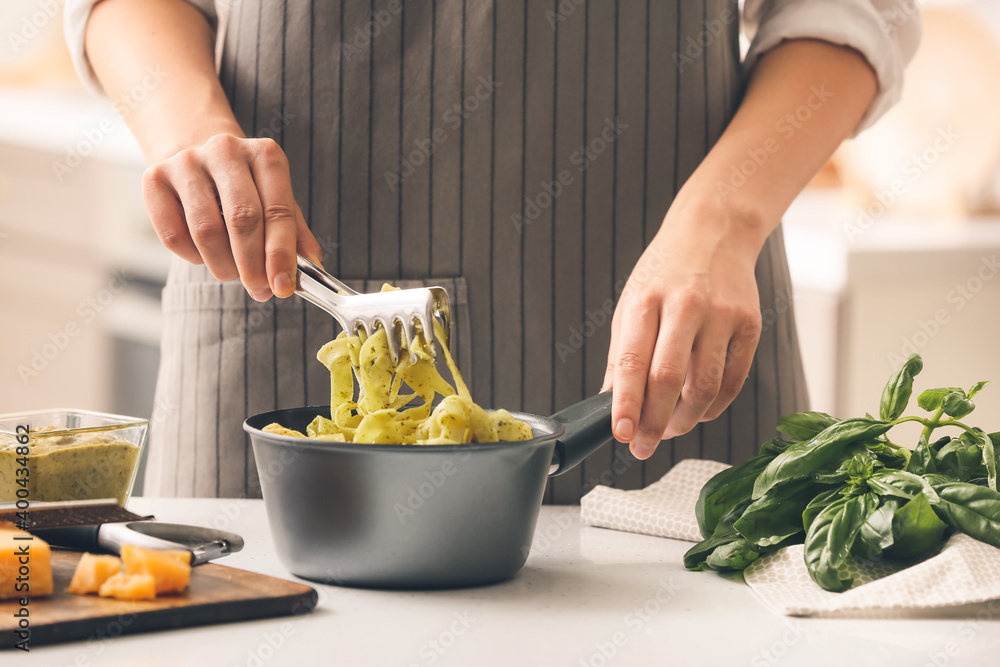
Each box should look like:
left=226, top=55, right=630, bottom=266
left=0, top=550, right=317, bottom=648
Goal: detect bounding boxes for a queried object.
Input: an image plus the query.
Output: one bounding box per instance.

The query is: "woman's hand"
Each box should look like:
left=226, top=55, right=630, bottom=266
left=602, top=192, right=768, bottom=460
left=142, top=133, right=323, bottom=301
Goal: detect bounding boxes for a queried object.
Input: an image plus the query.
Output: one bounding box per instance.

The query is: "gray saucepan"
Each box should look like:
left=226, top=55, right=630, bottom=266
left=243, top=391, right=614, bottom=589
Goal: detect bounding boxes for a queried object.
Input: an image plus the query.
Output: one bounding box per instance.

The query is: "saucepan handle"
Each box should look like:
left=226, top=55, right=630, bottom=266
left=548, top=391, right=615, bottom=476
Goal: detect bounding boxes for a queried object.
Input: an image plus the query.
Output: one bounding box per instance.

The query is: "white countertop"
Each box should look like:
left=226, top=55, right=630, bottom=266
left=26, top=499, right=1000, bottom=666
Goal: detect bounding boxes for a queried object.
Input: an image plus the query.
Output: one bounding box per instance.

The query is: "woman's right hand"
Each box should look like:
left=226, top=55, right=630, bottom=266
left=141, top=133, right=323, bottom=301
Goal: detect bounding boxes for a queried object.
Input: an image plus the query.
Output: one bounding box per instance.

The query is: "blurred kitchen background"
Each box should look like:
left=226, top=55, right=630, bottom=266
left=2, top=1, right=1000, bottom=494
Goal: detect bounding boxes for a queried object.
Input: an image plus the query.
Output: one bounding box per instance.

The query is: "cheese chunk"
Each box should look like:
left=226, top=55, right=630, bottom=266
left=68, top=553, right=123, bottom=595
left=120, top=544, right=191, bottom=594
left=0, top=521, right=53, bottom=599
left=98, top=572, right=156, bottom=601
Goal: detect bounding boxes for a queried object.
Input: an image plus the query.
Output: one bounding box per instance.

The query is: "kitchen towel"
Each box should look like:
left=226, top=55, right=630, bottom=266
left=580, top=459, right=1000, bottom=617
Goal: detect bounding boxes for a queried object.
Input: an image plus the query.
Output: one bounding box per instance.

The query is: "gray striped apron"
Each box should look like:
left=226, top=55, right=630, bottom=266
left=144, top=0, right=810, bottom=503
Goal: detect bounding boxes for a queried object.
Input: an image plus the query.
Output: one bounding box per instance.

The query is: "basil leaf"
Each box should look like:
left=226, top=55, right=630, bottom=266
left=853, top=497, right=898, bottom=564
left=704, top=538, right=761, bottom=572
left=804, top=492, right=879, bottom=592
left=811, top=447, right=879, bottom=486
left=811, top=471, right=850, bottom=485
left=685, top=500, right=751, bottom=570
left=887, top=493, right=948, bottom=560
left=733, top=478, right=815, bottom=547
left=695, top=452, right=775, bottom=539
left=925, top=481, right=1000, bottom=550
left=942, top=392, right=975, bottom=419
left=753, top=419, right=892, bottom=500
left=935, top=434, right=985, bottom=483
left=880, top=353, right=923, bottom=421
left=917, top=387, right=964, bottom=412
left=802, top=487, right=846, bottom=532
left=985, top=433, right=1000, bottom=492
left=968, top=380, right=990, bottom=398
left=868, top=469, right=931, bottom=500
left=759, top=437, right=791, bottom=457
left=929, top=435, right=952, bottom=454
left=775, top=411, right=840, bottom=441
left=905, top=435, right=938, bottom=475
left=921, top=472, right=953, bottom=488
left=684, top=531, right=742, bottom=571
left=847, top=451, right=879, bottom=486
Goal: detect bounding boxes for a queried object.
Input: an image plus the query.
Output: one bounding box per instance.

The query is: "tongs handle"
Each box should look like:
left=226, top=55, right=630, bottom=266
left=295, top=254, right=359, bottom=330
left=296, top=254, right=359, bottom=296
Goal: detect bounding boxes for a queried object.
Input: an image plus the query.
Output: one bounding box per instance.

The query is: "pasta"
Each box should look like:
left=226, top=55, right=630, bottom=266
left=263, top=286, right=533, bottom=444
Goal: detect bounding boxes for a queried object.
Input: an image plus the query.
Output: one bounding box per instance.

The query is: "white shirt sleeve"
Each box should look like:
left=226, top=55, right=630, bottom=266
left=743, top=0, right=922, bottom=135
left=63, top=0, right=219, bottom=96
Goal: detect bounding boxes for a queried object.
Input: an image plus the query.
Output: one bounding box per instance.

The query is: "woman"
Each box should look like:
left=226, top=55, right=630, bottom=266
left=65, top=0, right=919, bottom=502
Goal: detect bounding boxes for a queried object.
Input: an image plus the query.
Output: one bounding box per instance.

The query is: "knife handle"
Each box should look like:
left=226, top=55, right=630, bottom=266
left=32, top=525, right=100, bottom=551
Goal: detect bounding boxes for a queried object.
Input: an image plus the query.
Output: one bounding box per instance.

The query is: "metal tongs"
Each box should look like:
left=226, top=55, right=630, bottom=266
left=294, top=254, right=452, bottom=364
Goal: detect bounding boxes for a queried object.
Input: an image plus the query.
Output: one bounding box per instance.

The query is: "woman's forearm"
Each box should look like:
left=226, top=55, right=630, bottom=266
left=85, top=0, right=244, bottom=162
left=678, top=38, right=878, bottom=249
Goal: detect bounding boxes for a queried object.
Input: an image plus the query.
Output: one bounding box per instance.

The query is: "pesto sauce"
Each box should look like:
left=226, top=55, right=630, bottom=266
left=0, top=432, right=140, bottom=505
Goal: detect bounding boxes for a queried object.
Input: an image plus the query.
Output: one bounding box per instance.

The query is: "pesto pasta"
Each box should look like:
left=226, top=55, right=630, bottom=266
left=263, top=287, right=533, bottom=444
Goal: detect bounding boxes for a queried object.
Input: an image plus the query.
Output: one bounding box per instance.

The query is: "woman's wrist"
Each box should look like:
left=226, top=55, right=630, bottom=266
left=140, top=86, right=245, bottom=163
left=661, top=170, right=774, bottom=261
left=145, top=120, right=245, bottom=163
left=124, top=64, right=245, bottom=162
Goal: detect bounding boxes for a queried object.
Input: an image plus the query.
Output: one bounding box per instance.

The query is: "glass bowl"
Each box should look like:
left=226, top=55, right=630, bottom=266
left=0, top=409, right=148, bottom=507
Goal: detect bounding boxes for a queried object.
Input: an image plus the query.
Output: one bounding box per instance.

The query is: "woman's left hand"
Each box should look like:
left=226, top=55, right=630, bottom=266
left=601, top=191, right=769, bottom=460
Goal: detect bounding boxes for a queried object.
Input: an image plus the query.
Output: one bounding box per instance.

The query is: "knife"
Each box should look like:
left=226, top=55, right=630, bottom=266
left=32, top=521, right=245, bottom=565
left=0, top=499, right=244, bottom=565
